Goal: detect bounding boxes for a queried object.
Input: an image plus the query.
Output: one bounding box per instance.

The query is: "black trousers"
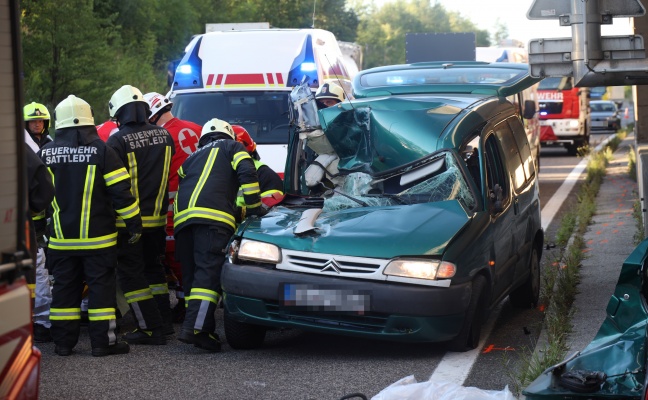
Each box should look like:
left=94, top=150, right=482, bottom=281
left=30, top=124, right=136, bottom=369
left=49, top=250, right=118, bottom=349
left=176, top=224, right=231, bottom=334
left=141, top=229, right=171, bottom=325
left=116, top=230, right=163, bottom=330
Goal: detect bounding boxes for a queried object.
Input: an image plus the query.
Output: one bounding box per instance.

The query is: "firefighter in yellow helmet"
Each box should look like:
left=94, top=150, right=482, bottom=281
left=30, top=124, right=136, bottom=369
left=39, top=95, right=142, bottom=356
left=174, top=118, right=266, bottom=352
left=24, top=102, right=53, bottom=148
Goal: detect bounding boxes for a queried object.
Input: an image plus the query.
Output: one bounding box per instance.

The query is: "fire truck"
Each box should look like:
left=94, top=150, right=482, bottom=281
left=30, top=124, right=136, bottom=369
left=537, top=76, right=591, bottom=156
left=0, top=0, right=43, bottom=397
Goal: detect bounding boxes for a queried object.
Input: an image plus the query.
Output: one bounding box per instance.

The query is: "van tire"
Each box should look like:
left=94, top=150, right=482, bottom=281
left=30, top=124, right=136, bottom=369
left=224, top=311, right=266, bottom=349
left=448, top=275, right=487, bottom=352
left=509, top=247, right=540, bottom=308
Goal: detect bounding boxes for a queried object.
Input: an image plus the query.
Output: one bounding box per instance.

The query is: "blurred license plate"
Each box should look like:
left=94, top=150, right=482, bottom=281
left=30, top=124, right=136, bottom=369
left=280, top=284, right=370, bottom=313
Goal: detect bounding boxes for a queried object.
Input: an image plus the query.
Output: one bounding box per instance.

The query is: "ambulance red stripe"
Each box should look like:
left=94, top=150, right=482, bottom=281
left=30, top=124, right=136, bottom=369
left=206, top=74, right=214, bottom=86
left=266, top=73, right=274, bottom=85
left=215, top=74, right=223, bottom=86
left=225, top=74, right=265, bottom=85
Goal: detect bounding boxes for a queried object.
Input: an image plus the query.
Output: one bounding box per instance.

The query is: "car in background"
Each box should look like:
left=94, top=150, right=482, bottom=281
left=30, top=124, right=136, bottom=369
left=221, top=61, right=544, bottom=352
left=590, top=100, right=621, bottom=132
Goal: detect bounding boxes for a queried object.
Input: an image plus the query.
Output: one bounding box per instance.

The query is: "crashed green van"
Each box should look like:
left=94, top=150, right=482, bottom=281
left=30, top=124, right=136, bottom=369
left=221, top=61, right=544, bottom=351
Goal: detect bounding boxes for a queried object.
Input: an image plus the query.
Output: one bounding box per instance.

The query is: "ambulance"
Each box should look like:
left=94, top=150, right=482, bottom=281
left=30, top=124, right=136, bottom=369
left=168, top=29, right=353, bottom=177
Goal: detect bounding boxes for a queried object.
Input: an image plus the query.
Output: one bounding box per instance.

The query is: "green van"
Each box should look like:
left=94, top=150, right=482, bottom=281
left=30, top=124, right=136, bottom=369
left=221, top=61, right=543, bottom=352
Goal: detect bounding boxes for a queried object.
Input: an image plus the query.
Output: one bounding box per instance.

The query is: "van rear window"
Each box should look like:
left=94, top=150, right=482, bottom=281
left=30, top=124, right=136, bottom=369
left=171, top=91, right=291, bottom=145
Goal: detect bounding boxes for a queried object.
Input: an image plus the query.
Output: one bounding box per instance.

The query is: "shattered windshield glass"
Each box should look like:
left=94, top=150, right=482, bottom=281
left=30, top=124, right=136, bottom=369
left=323, top=152, right=476, bottom=212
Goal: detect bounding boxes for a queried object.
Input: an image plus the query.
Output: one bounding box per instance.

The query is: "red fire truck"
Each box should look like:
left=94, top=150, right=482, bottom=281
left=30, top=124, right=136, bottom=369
left=538, top=76, right=591, bottom=156
left=0, top=0, right=43, bottom=397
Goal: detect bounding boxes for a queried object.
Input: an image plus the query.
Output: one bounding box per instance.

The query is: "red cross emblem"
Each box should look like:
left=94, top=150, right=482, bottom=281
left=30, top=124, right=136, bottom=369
left=178, top=128, right=199, bottom=154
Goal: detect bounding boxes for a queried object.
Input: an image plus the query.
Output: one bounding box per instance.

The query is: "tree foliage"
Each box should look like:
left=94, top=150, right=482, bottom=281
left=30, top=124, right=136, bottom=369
left=20, top=0, right=498, bottom=121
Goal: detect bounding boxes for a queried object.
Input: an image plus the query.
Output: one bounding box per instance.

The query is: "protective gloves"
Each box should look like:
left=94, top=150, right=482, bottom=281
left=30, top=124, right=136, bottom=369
left=128, top=232, right=142, bottom=244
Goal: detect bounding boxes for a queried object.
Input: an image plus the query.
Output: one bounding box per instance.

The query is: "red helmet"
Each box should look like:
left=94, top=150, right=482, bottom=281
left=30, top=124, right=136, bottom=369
left=232, top=125, right=256, bottom=153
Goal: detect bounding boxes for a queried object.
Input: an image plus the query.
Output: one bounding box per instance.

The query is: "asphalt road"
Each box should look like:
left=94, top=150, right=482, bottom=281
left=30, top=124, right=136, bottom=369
left=36, top=134, right=613, bottom=400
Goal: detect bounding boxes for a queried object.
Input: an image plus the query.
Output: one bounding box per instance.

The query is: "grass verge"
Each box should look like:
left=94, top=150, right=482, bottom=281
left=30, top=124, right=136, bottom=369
left=506, top=133, right=624, bottom=396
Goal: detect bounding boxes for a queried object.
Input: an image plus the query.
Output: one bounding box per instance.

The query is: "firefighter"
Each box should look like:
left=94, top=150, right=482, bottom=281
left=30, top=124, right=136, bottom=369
left=24, top=102, right=53, bottom=148
left=107, top=85, right=175, bottom=343
left=40, top=95, right=141, bottom=357
left=314, top=82, right=346, bottom=109
left=174, top=118, right=267, bottom=352
left=143, top=92, right=203, bottom=323
left=232, top=125, right=284, bottom=209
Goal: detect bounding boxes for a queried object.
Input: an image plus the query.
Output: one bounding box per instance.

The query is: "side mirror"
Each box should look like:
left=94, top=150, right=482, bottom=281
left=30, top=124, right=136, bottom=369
left=523, top=100, right=536, bottom=120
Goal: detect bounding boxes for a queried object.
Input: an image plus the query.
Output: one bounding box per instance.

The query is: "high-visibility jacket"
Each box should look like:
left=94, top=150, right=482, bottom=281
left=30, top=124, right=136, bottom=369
left=236, top=159, right=284, bottom=208
left=174, top=133, right=262, bottom=235
left=38, top=127, right=142, bottom=252
left=107, top=122, right=174, bottom=230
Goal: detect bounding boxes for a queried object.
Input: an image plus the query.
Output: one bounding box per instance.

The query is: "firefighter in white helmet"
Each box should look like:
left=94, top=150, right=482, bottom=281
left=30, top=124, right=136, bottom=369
left=39, top=95, right=141, bottom=356
left=174, top=118, right=266, bottom=352
left=315, top=82, right=346, bottom=109
left=107, top=85, right=175, bottom=344
left=144, top=92, right=203, bottom=323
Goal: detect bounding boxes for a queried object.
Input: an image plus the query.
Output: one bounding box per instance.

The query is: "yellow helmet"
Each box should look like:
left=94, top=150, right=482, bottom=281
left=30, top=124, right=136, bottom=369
left=108, top=85, right=146, bottom=118
left=54, top=95, right=95, bottom=129
left=24, top=102, right=50, bottom=122
left=315, top=82, right=345, bottom=103
left=201, top=118, right=235, bottom=139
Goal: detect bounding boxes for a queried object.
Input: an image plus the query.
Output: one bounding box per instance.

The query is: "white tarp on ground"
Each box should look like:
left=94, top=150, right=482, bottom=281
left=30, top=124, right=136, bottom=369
left=372, top=376, right=516, bottom=400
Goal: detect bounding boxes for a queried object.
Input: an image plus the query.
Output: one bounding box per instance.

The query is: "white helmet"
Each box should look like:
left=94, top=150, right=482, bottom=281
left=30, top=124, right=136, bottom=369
left=315, top=82, right=346, bottom=104
left=109, top=85, right=146, bottom=118
left=55, top=95, right=95, bottom=129
left=143, top=92, right=173, bottom=119
left=201, top=118, right=235, bottom=140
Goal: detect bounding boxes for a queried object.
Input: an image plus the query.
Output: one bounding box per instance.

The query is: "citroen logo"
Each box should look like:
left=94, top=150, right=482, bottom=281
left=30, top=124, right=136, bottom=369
left=321, top=258, right=342, bottom=274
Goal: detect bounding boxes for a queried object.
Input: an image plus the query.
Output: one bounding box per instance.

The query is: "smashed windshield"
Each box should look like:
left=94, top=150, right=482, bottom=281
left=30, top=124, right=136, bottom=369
left=322, top=152, right=476, bottom=212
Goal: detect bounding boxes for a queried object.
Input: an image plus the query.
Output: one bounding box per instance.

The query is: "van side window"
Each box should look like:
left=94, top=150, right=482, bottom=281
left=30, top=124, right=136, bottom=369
left=484, top=134, right=509, bottom=212
left=494, top=121, right=526, bottom=192
left=507, top=117, right=535, bottom=182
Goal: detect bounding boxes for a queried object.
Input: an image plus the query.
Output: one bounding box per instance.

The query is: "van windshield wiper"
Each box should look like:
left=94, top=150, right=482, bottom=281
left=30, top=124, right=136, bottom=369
left=365, top=193, right=409, bottom=205
left=331, top=189, right=369, bottom=207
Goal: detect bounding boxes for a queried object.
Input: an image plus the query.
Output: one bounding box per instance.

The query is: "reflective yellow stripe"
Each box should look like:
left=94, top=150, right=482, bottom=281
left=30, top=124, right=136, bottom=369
left=88, top=308, right=116, bottom=321
left=116, top=200, right=140, bottom=220
left=80, top=165, right=96, bottom=239
left=246, top=201, right=262, bottom=208
left=124, top=288, right=153, bottom=303
left=178, top=166, right=185, bottom=179
left=189, top=148, right=218, bottom=208
left=261, top=189, right=283, bottom=198
left=118, top=214, right=165, bottom=228
left=189, top=288, right=220, bottom=303
left=231, top=151, right=251, bottom=170
left=48, top=232, right=117, bottom=250
left=48, top=168, right=64, bottom=239
left=127, top=152, right=140, bottom=203
left=174, top=207, right=236, bottom=229
left=150, top=283, right=169, bottom=296
left=50, top=308, right=81, bottom=320
left=32, top=211, right=46, bottom=221
left=104, top=167, right=130, bottom=187
left=27, top=284, right=35, bottom=298
left=241, top=182, right=260, bottom=195
left=153, top=147, right=171, bottom=217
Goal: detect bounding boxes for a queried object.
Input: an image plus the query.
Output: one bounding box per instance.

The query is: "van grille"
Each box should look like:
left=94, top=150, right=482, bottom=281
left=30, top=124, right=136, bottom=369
left=277, top=249, right=389, bottom=280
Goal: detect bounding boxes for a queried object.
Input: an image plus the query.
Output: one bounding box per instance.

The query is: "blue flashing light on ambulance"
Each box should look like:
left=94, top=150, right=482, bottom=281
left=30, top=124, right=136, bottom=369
left=168, top=29, right=354, bottom=177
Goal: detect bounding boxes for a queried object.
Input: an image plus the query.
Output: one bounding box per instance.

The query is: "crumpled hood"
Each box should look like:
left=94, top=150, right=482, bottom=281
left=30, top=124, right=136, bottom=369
left=241, top=201, right=470, bottom=258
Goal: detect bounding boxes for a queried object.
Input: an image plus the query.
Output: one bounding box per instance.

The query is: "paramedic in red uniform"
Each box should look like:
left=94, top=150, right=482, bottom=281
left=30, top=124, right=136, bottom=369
left=144, top=92, right=202, bottom=322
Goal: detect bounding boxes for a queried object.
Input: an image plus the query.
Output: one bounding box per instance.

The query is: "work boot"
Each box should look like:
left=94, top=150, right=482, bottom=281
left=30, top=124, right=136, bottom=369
left=54, top=345, right=73, bottom=356
left=33, top=323, right=52, bottom=343
left=122, top=328, right=166, bottom=345
left=162, top=323, right=175, bottom=336
left=172, top=299, right=185, bottom=323
left=91, top=342, right=130, bottom=357
left=178, top=329, right=221, bottom=352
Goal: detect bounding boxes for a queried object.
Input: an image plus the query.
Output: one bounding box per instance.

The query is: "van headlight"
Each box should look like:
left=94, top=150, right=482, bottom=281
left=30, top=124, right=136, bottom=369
left=237, top=239, right=281, bottom=264
left=384, top=259, right=456, bottom=280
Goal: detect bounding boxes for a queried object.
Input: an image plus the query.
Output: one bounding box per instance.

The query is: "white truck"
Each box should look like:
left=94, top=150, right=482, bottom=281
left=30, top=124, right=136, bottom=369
left=169, top=28, right=354, bottom=177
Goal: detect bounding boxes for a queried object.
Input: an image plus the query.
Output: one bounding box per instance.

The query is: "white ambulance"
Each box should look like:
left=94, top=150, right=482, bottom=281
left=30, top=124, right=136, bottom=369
left=168, top=29, right=353, bottom=177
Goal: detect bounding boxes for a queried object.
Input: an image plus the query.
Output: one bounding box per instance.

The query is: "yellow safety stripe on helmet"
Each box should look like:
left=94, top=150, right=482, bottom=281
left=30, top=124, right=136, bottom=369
left=189, top=148, right=218, bottom=208
left=153, top=147, right=171, bottom=217
left=47, top=168, right=64, bottom=240
left=49, top=232, right=117, bottom=250
left=80, top=165, right=96, bottom=239
left=189, top=288, right=220, bottom=303
left=127, top=152, right=140, bottom=203
left=88, top=308, right=116, bottom=321
left=50, top=308, right=81, bottom=320
left=116, top=200, right=140, bottom=220
left=178, top=166, right=185, bottom=179
left=174, top=207, right=236, bottom=229
left=27, top=284, right=35, bottom=298
left=241, top=182, right=260, bottom=195
left=104, top=167, right=130, bottom=187
left=150, top=283, right=169, bottom=296
left=231, top=151, right=251, bottom=170
left=261, top=189, right=283, bottom=198
left=124, top=288, right=154, bottom=303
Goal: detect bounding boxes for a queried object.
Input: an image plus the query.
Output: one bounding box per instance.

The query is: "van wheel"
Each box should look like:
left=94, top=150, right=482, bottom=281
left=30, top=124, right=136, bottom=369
left=509, top=247, right=540, bottom=308
left=224, top=311, right=267, bottom=349
left=448, top=275, right=487, bottom=352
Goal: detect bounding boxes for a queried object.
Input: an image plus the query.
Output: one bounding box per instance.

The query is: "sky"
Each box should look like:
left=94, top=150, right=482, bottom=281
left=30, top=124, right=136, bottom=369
left=373, top=0, right=634, bottom=47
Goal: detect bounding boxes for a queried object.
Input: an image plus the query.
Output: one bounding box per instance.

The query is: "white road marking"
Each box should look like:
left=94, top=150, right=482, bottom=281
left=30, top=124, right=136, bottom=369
left=428, top=133, right=617, bottom=385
